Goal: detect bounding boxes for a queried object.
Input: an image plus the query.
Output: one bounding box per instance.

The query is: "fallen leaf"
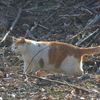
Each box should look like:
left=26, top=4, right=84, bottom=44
left=83, top=58, right=89, bottom=61
left=36, top=71, right=47, bottom=76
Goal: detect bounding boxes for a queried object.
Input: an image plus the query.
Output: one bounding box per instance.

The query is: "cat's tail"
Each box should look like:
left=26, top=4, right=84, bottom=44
left=80, top=46, right=100, bottom=55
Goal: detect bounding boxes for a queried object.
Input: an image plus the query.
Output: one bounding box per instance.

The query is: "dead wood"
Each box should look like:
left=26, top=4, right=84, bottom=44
left=25, top=22, right=38, bottom=39
left=25, top=23, right=49, bottom=39
left=60, top=14, right=86, bottom=17
left=92, top=6, right=100, bottom=10
left=38, top=24, right=49, bottom=30
left=81, top=7, right=93, bottom=15
left=0, top=17, right=8, bottom=31
left=85, top=15, right=100, bottom=29
left=23, top=7, right=39, bottom=12
left=19, top=72, right=95, bottom=94
left=85, top=32, right=100, bottom=47
left=75, top=29, right=99, bottom=46
left=10, top=0, right=22, bottom=7
left=82, top=5, right=97, bottom=14
left=42, top=12, right=56, bottom=23
left=45, top=4, right=61, bottom=11
left=0, top=1, right=8, bottom=6
left=85, top=0, right=99, bottom=6
left=66, top=30, right=84, bottom=42
left=0, top=7, right=22, bottom=43
left=69, top=4, right=81, bottom=14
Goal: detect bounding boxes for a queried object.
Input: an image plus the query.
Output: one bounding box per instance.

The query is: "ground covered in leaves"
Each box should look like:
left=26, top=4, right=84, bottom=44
left=0, top=0, right=100, bottom=99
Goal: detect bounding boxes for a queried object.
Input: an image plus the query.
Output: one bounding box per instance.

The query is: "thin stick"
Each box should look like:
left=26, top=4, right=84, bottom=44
left=60, top=14, right=86, bottom=17
left=25, top=22, right=38, bottom=39
left=0, top=7, right=22, bottom=43
left=85, top=32, right=100, bottom=47
left=38, top=24, right=49, bottom=30
left=43, top=12, right=56, bottom=23
left=75, top=29, right=99, bottom=46
left=66, top=30, right=84, bottom=42
left=25, top=45, right=50, bottom=72
left=19, top=72, right=94, bottom=94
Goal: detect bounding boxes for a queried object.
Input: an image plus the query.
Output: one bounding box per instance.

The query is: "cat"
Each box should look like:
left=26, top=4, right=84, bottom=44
left=11, top=37, right=100, bottom=76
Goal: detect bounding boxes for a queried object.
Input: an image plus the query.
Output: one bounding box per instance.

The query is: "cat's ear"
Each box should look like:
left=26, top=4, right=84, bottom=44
left=21, top=37, right=25, bottom=43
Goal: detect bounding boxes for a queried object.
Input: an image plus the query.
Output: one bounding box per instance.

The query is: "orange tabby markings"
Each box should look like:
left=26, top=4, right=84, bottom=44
left=11, top=37, right=100, bottom=76
left=39, top=58, right=44, bottom=68
left=13, top=37, right=32, bottom=45
left=49, top=42, right=82, bottom=68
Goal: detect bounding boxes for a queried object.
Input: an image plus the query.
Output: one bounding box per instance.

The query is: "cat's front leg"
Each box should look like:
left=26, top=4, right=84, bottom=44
left=23, top=62, right=39, bottom=75
left=23, top=62, right=30, bottom=74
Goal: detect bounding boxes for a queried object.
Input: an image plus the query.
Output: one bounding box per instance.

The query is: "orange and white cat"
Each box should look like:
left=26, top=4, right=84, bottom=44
left=11, top=37, right=100, bottom=76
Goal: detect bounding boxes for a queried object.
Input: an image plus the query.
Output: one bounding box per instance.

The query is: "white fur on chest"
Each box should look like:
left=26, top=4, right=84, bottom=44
left=22, top=41, right=50, bottom=72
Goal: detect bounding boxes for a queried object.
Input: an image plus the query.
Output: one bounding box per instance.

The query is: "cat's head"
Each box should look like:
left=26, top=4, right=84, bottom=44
left=11, top=37, right=28, bottom=54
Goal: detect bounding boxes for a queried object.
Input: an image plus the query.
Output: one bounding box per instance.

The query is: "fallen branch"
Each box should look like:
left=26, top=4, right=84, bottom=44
left=45, top=4, right=61, bottom=11
left=60, top=14, right=86, bottom=17
left=92, top=6, right=100, bottom=10
left=38, top=24, right=49, bottom=30
left=69, top=5, right=81, bottom=14
left=85, top=0, right=99, bottom=6
left=25, top=22, right=38, bottom=39
left=66, top=30, right=84, bottom=42
left=25, top=22, right=49, bottom=38
left=85, top=32, right=100, bottom=47
left=0, top=7, right=22, bottom=43
left=81, top=7, right=93, bottom=15
left=19, top=72, right=94, bottom=94
left=75, top=29, right=99, bottom=46
left=85, top=14, right=100, bottom=29
left=82, top=5, right=97, bottom=14
left=43, top=12, right=56, bottom=23
left=10, top=0, right=21, bottom=7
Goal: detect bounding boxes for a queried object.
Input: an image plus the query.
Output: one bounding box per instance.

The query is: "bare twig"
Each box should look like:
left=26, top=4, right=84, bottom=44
left=84, top=15, right=100, bottom=29
left=38, top=24, right=49, bottom=30
left=10, top=0, right=21, bottom=7
left=81, top=7, right=93, bottom=15
left=29, top=22, right=38, bottom=34
left=70, top=5, right=81, bottom=14
left=23, top=8, right=38, bottom=12
left=85, top=0, right=99, bottom=6
left=60, top=14, right=86, bottom=17
left=25, top=22, right=38, bottom=39
left=0, top=1, right=8, bottom=6
left=75, top=29, right=99, bottom=46
left=24, top=30, right=29, bottom=38
left=0, top=7, right=22, bottom=43
left=2, top=46, right=6, bottom=68
left=66, top=30, right=84, bottom=42
left=85, top=32, right=100, bottom=47
left=92, top=6, right=100, bottom=10
left=82, top=5, right=97, bottom=14
left=45, top=4, right=61, bottom=11
left=19, top=72, right=94, bottom=94
left=43, top=12, right=56, bottom=23
left=25, top=45, right=50, bottom=72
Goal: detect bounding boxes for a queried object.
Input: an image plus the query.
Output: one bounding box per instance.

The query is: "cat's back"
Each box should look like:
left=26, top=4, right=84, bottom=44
left=30, top=40, right=80, bottom=54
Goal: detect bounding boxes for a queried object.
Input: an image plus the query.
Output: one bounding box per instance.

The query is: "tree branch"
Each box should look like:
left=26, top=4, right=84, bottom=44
left=0, top=7, right=22, bottom=43
left=19, top=72, right=94, bottom=94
